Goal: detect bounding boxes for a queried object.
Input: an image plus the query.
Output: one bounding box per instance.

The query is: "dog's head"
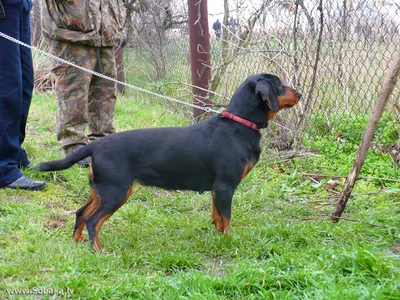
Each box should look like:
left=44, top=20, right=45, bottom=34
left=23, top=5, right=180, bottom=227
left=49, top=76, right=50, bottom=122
left=227, top=73, right=301, bottom=128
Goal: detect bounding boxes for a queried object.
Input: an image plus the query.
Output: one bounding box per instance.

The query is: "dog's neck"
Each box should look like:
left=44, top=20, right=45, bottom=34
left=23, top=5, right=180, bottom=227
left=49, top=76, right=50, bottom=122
left=225, top=94, right=269, bottom=129
left=219, top=111, right=260, bottom=131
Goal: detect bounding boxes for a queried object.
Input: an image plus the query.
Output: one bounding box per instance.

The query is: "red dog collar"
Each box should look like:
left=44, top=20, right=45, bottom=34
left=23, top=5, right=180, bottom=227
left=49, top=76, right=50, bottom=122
left=220, top=111, right=260, bottom=132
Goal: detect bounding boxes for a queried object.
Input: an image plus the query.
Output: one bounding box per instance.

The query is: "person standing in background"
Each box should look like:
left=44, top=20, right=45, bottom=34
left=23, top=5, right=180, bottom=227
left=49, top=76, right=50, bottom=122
left=212, top=19, right=221, bottom=40
left=0, top=0, right=47, bottom=190
left=41, top=0, right=126, bottom=167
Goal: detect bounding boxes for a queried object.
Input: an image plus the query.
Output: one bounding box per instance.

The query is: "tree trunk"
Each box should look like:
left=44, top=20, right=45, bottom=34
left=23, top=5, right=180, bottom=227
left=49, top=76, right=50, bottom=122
left=31, top=0, right=42, bottom=47
left=188, top=0, right=212, bottom=120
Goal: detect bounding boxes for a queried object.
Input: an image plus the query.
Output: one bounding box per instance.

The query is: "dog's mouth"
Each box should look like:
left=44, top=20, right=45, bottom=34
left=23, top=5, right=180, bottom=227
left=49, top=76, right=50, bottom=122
left=276, top=87, right=301, bottom=109
left=266, top=87, right=300, bottom=121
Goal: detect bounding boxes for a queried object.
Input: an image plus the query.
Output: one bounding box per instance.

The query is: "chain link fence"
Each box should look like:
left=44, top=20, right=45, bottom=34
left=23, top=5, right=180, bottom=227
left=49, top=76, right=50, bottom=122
left=30, top=0, right=400, bottom=172
left=121, top=0, right=400, bottom=170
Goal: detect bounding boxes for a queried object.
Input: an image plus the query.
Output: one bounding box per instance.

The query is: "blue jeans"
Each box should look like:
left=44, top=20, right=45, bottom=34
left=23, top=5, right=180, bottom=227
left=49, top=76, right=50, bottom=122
left=0, top=0, right=33, bottom=186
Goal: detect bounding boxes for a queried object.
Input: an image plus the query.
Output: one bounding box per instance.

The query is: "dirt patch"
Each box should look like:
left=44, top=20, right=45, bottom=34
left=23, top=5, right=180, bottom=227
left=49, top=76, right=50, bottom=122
left=12, top=196, right=32, bottom=204
left=204, top=258, right=232, bottom=277
left=392, top=247, right=400, bottom=254
left=45, top=213, right=68, bottom=230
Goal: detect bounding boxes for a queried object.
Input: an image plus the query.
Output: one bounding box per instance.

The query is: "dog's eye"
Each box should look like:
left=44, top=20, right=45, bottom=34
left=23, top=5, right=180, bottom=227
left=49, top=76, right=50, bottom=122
left=277, top=86, right=285, bottom=95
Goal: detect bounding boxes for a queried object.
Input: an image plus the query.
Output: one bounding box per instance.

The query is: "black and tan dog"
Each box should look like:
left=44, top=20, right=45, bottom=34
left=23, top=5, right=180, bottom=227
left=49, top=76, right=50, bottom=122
left=38, top=73, right=301, bottom=252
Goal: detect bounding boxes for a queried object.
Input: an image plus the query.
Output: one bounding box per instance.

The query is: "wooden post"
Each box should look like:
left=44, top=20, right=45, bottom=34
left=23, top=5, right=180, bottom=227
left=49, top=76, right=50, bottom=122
left=188, top=0, right=212, bottom=121
left=331, top=51, right=400, bottom=222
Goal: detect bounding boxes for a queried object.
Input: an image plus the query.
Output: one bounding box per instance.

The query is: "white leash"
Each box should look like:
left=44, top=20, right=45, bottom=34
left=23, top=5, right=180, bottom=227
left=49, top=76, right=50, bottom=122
left=0, top=31, right=220, bottom=114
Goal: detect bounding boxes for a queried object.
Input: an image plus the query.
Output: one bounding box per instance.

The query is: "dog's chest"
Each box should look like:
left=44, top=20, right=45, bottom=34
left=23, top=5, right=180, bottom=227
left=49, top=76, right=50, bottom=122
left=241, top=154, right=259, bottom=181
left=240, top=143, right=260, bottom=181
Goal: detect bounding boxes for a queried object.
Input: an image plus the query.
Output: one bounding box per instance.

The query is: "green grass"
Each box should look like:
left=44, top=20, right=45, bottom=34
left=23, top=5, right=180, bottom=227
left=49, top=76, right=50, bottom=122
left=0, top=93, right=399, bottom=299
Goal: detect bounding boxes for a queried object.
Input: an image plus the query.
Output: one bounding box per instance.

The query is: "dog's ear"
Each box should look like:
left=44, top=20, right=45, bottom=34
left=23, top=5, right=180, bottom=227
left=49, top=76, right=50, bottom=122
left=255, top=79, right=279, bottom=112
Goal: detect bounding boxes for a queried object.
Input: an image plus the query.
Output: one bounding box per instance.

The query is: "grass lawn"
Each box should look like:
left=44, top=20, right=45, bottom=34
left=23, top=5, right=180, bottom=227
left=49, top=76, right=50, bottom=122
left=0, top=93, right=399, bottom=299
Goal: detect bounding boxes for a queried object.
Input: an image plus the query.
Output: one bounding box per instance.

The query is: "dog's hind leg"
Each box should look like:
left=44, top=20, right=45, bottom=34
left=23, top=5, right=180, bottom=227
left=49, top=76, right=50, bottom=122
left=211, top=181, right=234, bottom=234
left=73, top=163, right=98, bottom=243
left=86, top=183, right=134, bottom=253
left=73, top=188, right=99, bottom=243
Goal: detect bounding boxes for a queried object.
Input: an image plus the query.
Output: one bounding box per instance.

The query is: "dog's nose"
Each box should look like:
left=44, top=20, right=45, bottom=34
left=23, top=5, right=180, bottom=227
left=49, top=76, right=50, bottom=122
left=297, top=91, right=302, bottom=99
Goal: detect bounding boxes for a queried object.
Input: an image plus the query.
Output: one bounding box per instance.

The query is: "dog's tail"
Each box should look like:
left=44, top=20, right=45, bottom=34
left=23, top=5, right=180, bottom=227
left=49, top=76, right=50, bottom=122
left=37, top=143, right=95, bottom=172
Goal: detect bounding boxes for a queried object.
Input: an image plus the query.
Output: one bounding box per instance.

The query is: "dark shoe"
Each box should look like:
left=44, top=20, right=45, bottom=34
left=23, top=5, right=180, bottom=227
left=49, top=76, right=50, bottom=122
left=64, top=144, right=91, bottom=168
left=6, top=175, right=47, bottom=191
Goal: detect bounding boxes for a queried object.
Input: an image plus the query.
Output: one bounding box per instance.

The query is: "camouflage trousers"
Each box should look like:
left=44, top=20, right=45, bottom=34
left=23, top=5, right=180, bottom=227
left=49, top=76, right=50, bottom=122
left=50, top=40, right=117, bottom=151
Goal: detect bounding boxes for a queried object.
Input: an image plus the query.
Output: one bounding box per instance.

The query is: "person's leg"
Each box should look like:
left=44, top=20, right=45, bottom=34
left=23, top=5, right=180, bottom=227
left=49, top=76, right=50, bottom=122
left=50, top=41, right=97, bottom=151
left=0, top=0, right=45, bottom=189
left=18, top=0, right=34, bottom=168
left=0, top=0, right=25, bottom=187
left=87, top=47, right=117, bottom=142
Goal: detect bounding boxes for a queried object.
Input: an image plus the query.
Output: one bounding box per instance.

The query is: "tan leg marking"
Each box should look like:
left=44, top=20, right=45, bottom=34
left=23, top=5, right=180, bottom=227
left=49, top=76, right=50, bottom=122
left=73, top=188, right=99, bottom=242
left=92, top=184, right=134, bottom=253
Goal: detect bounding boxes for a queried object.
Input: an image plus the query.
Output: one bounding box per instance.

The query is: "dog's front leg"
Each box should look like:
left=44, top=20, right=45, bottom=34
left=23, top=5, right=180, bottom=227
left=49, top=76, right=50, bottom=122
left=211, top=181, right=233, bottom=234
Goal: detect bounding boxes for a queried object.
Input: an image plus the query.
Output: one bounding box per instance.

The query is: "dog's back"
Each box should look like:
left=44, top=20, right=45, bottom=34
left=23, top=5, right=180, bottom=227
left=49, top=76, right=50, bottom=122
left=87, top=115, right=259, bottom=192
